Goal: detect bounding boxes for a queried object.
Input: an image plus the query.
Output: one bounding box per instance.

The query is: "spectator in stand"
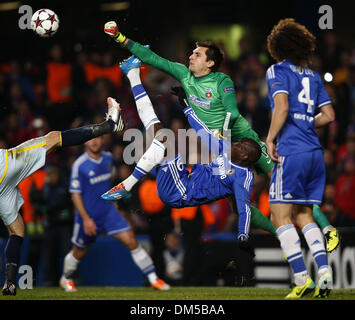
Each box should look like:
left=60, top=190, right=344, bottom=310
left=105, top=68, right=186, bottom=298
left=348, top=66, right=355, bottom=111
left=0, top=71, right=10, bottom=113
left=71, top=51, right=90, bottom=117
left=138, top=176, right=173, bottom=279
left=250, top=174, right=271, bottom=219
left=86, top=78, right=117, bottom=119
left=321, top=202, right=339, bottom=228
left=40, top=166, right=73, bottom=286
left=171, top=202, right=216, bottom=286
left=163, top=232, right=184, bottom=286
left=239, top=89, right=270, bottom=139
left=45, top=44, right=74, bottom=129
left=83, top=51, right=123, bottom=89
left=18, top=169, right=47, bottom=285
left=334, top=156, right=355, bottom=226
left=333, top=49, right=352, bottom=86
left=4, top=112, right=30, bottom=147
left=111, top=143, right=125, bottom=182
left=8, top=60, right=35, bottom=103
left=318, top=31, right=343, bottom=74
left=205, top=199, right=232, bottom=233
left=336, top=123, right=355, bottom=166
left=323, top=184, right=336, bottom=205
left=323, top=149, right=337, bottom=184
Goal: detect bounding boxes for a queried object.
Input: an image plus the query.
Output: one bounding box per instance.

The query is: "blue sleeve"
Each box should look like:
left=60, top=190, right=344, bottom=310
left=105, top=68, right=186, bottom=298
left=232, top=170, right=254, bottom=240
left=316, top=74, right=332, bottom=109
left=183, top=106, right=231, bottom=155
left=266, top=64, right=289, bottom=103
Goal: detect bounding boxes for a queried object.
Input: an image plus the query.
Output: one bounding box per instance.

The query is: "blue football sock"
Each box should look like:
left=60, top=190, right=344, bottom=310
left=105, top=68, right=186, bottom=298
left=61, top=120, right=115, bottom=147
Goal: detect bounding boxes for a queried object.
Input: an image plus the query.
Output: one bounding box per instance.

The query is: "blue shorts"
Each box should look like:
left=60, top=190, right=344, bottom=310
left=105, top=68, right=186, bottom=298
left=156, top=154, right=189, bottom=208
left=71, top=204, right=131, bottom=248
left=269, top=150, right=325, bottom=205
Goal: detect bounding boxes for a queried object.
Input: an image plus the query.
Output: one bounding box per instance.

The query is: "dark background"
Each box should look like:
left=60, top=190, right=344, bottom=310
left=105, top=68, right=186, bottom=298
left=0, top=0, right=353, bottom=62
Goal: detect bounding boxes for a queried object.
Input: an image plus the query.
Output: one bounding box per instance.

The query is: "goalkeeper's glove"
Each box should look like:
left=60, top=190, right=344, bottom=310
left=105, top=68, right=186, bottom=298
left=104, top=21, right=127, bottom=44
left=171, top=86, right=189, bottom=108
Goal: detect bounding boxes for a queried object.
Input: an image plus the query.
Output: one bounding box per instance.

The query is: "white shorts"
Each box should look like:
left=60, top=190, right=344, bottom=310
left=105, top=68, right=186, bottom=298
left=0, top=137, right=47, bottom=226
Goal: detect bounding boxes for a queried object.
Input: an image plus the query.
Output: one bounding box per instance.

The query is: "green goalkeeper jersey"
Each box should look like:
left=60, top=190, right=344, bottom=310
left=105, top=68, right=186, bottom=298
left=126, top=40, right=273, bottom=174
left=127, top=41, right=259, bottom=141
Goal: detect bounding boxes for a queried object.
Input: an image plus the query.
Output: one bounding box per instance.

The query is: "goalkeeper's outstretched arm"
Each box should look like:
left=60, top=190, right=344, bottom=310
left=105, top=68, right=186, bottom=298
left=104, top=21, right=188, bottom=81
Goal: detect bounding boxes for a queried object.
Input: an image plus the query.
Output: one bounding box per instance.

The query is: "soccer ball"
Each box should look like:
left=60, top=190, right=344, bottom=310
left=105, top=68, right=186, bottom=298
left=31, top=9, right=59, bottom=37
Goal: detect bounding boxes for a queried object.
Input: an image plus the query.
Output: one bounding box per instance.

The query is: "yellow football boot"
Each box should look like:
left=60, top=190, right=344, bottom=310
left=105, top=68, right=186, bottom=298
left=285, top=277, right=315, bottom=299
left=325, top=229, right=340, bottom=253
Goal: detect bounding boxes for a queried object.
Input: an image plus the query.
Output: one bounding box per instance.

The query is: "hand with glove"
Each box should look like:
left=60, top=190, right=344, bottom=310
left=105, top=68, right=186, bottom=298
left=104, top=21, right=127, bottom=44
left=237, top=235, right=255, bottom=258
left=171, top=86, right=189, bottom=109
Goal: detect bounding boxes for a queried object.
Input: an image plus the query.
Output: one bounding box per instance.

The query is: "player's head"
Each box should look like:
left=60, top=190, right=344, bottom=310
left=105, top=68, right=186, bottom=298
left=230, top=138, right=261, bottom=167
left=267, top=18, right=316, bottom=67
left=85, top=136, right=104, bottom=155
left=189, top=41, right=224, bottom=75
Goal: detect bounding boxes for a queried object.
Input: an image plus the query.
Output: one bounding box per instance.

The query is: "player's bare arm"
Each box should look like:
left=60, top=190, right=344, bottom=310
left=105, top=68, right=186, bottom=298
left=314, top=104, right=335, bottom=128
left=266, top=93, right=289, bottom=163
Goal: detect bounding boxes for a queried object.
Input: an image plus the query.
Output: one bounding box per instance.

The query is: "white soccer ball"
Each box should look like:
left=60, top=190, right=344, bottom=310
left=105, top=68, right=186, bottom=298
left=31, top=9, right=59, bottom=37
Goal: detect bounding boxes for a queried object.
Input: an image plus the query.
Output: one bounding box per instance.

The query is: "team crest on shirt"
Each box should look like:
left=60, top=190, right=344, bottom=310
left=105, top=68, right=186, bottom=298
left=226, top=169, right=235, bottom=176
left=205, top=88, right=213, bottom=98
left=71, top=179, right=80, bottom=188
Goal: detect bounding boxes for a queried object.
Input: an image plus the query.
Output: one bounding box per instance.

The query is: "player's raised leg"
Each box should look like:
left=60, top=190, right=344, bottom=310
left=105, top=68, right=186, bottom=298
left=102, top=56, right=165, bottom=201
left=45, top=97, right=123, bottom=153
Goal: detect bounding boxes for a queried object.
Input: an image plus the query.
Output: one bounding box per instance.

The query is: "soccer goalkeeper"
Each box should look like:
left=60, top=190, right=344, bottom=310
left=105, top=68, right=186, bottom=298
left=102, top=58, right=260, bottom=255
left=104, top=21, right=339, bottom=251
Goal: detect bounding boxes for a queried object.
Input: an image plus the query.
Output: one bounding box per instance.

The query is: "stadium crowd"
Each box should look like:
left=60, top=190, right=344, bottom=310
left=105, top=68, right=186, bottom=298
left=0, top=29, right=354, bottom=285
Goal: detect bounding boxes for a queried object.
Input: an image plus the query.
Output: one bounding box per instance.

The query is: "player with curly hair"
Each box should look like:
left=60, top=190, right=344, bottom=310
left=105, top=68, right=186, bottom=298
left=265, top=18, right=336, bottom=298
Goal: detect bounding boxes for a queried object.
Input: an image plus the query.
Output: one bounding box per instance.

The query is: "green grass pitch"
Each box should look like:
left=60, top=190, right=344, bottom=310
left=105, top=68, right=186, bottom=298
left=0, top=286, right=354, bottom=300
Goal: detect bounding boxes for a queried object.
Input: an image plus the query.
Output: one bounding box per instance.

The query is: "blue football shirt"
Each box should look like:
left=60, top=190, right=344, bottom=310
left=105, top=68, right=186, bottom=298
left=182, top=107, right=254, bottom=238
left=266, top=60, right=331, bottom=155
left=69, top=151, right=116, bottom=218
